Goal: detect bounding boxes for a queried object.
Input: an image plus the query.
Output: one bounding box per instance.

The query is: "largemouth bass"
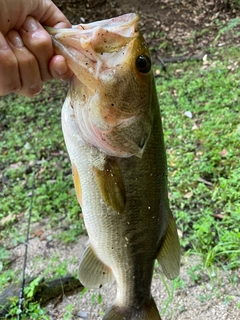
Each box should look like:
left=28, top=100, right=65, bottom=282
left=46, top=13, right=180, bottom=320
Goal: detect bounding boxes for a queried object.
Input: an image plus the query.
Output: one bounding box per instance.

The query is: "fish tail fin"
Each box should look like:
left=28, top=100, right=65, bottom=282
left=103, top=296, right=161, bottom=320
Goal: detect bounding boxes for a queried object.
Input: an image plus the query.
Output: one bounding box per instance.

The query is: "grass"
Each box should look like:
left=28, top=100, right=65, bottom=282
left=0, top=82, right=83, bottom=244
left=155, top=46, right=240, bottom=269
left=0, top=45, right=239, bottom=317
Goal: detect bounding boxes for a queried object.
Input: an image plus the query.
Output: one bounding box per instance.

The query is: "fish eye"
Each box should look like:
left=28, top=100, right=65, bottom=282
left=136, top=55, right=151, bottom=73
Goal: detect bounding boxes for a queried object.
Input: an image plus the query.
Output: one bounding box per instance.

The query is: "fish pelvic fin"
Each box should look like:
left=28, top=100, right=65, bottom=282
left=78, top=244, right=114, bottom=288
left=103, top=297, right=161, bottom=320
left=157, top=210, right=181, bottom=280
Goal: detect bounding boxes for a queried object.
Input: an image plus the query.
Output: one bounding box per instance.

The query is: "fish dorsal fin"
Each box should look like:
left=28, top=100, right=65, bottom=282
left=78, top=244, right=114, bottom=289
left=156, top=211, right=180, bottom=280
left=93, top=158, right=126, bottom=214
left=72, top=162, right=82, bottom=207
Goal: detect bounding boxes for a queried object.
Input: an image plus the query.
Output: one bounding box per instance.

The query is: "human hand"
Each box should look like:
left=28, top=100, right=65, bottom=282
left=0, top=0, right=73, bottom=97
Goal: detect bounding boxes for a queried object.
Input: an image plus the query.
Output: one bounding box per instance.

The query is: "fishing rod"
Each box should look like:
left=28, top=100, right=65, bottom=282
left=17, top=164, right=36, bottom=320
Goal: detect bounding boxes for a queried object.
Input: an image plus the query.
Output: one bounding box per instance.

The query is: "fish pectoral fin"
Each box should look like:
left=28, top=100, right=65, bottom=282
left=78, top=244, right=114, bottom=289
left=93, top=158, right=126, bottom=214
left=72, top=162, right=82, bottom=207
left=156, top=211, right=180, bottom=280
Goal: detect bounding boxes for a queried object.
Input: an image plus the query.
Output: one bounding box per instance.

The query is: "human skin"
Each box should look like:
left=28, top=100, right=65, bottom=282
left=0, top=0, right=73, bottom=97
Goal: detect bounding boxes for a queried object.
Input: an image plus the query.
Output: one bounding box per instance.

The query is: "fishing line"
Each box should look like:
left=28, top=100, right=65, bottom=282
left=17, top=164, right=36, bottom=320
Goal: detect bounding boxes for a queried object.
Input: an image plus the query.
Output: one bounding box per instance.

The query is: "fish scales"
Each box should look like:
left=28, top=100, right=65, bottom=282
left=46, top=13, right=180, bottom=320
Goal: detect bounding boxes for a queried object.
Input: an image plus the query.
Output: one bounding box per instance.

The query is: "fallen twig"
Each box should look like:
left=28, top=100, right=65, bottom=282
left=0, top=275, right=83, bottom=318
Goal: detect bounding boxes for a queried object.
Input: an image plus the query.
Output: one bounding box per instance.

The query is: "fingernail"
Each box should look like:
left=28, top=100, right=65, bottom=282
left=0, top=32, right=9, bottom=50
left=7, top=31, right=23, bottom=48
left=56, top=60, right=68, bottom=75
left=31, top=83, right=42, bottom=96
left=23, top=16, right=39, bottom=32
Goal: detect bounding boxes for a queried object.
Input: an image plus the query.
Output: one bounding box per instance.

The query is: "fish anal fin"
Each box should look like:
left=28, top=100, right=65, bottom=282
left=157, top=211, right=181, bottom=280
left=103, top=297, right=161, bottom=320
left=78, top=244, right=114, bottom=289
left=93, top=158, right=126, bottom=214
left=72, top=162, right=82, bottom=207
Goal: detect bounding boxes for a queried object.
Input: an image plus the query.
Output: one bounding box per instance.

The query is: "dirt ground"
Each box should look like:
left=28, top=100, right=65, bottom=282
left=3, top=1, right=240, bottom=319
left=11, top=230, right=240, bottom=319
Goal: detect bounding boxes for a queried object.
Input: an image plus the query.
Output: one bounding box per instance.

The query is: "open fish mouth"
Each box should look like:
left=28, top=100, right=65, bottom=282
left=45, top=13, right=139, bottom=85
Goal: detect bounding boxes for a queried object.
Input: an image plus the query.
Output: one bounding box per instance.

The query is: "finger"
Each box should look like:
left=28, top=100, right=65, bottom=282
left=38, top=1, right=71, bottom=29
left=49, top=55, right=73, bottom=81
left=6, top=30, right=42, bottom=97
left=0, top=0, right=71, bottom=35
left=0, top=32, right=21, bottom=96
left=20, top=16, right=53, bottom=82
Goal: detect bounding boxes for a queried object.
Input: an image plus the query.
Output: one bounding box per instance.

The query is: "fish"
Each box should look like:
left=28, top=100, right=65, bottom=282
left=46, top=13, right=180, bottom=320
